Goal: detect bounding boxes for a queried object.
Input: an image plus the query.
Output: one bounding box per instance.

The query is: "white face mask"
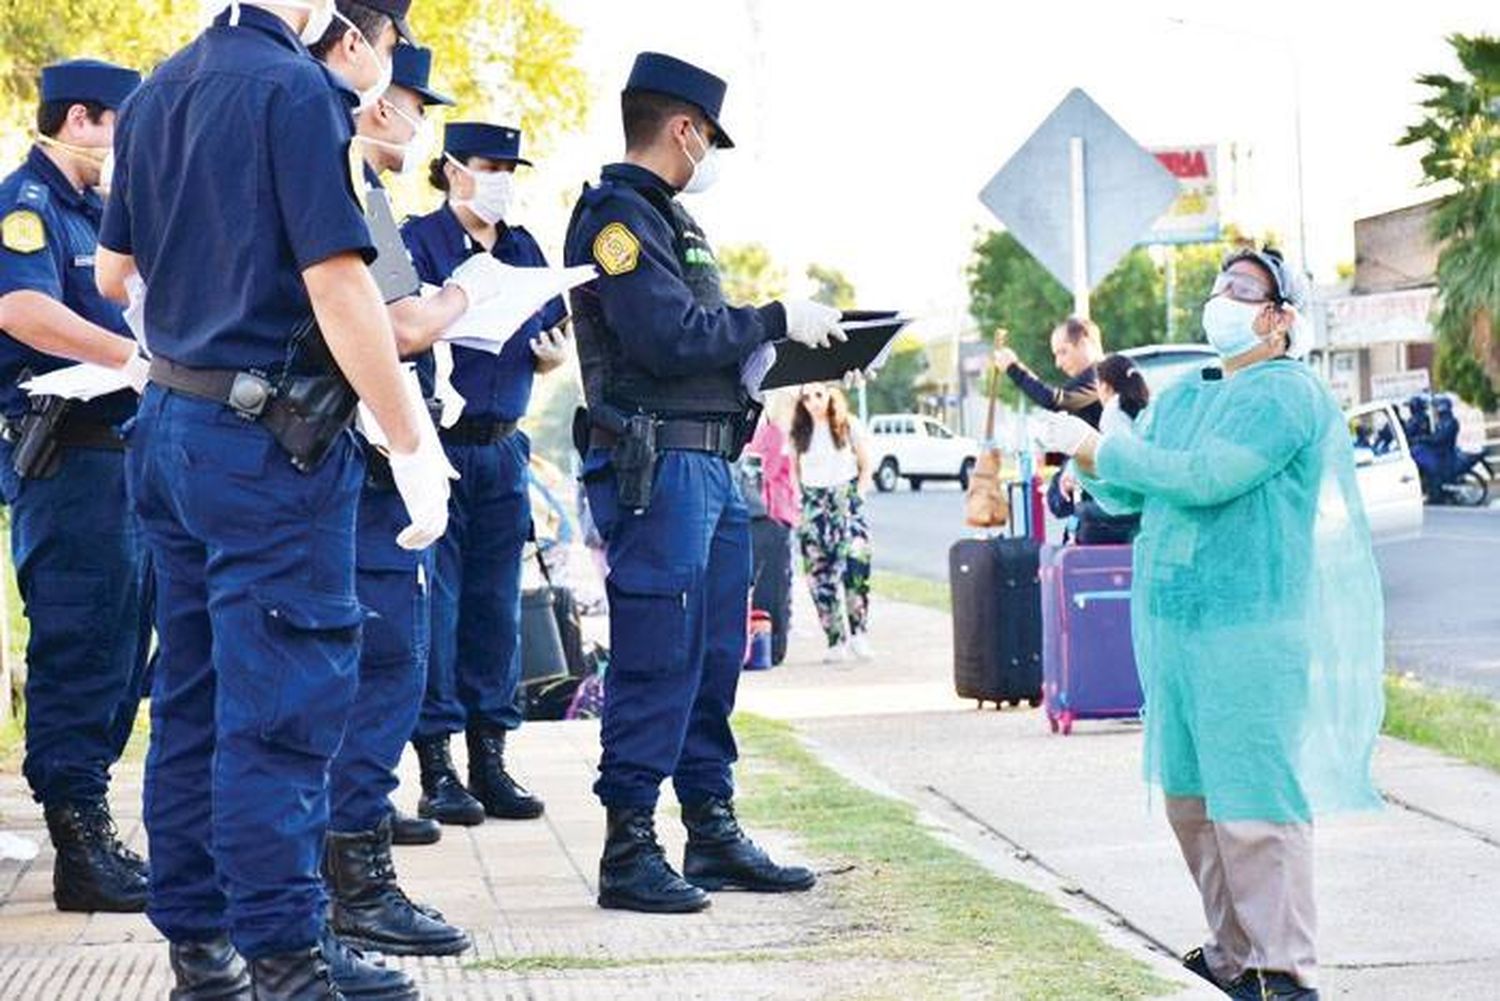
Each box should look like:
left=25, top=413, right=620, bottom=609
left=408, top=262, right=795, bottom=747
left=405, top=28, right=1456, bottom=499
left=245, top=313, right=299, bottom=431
left=221, top=2, right=335, bottom=45
left=359, top=100, right=433, bottom=176
left=97, top=150, right=115, bottom=197
left=331, top=11, right=391, bottom=112
left=35, top=134, right=112, bottom=192
left=680, top=124, right=720, bottom=194
left=447, top=155, right=514, bottom=225
left=1201, top=296, right=1265, bottom=360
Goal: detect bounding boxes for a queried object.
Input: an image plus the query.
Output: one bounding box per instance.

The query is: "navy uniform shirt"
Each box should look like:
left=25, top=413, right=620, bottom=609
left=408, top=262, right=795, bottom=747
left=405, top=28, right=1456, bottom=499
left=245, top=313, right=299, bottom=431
left=100, top=4, right=374, bottom=373
left=401, top=204, right=565, bottom=422
left=562, top=162, right=784, bottom=386
left=0, top=146, right=135, bottom=424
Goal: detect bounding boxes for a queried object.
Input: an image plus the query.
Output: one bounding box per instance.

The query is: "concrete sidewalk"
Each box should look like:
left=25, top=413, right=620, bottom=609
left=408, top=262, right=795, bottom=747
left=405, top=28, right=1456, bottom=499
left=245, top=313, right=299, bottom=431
left=739, top=596, right=1500, bottom=1001
left=0, top=721, right=859, bottom=1000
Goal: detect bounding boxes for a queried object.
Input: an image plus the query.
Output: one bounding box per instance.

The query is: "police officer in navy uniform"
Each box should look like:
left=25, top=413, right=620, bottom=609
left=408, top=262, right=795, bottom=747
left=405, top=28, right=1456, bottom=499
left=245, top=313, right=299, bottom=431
left=309, top=18, right=477, bottom=959
left=0, top=59, right=152, bottom=915
left=401, top=121, right=569, bottom=827
left=96, top=2, right=453, bottom=998
left=564, top=52, right=843, bottom=914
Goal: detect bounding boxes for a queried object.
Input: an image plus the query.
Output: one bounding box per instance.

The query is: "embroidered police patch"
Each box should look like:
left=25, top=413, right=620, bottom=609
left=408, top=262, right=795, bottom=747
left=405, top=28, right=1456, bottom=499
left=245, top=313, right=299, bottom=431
left=1, top=210, right=45, bottom=254
left=593, top=222, right=640, bottom=276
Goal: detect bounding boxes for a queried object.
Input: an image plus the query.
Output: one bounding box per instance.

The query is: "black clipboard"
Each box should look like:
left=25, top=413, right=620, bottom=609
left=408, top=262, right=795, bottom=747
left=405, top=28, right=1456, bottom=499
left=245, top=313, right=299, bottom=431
left=364, top=188, right=421, bottom=304
left=758, top=310, right=910, bottom=390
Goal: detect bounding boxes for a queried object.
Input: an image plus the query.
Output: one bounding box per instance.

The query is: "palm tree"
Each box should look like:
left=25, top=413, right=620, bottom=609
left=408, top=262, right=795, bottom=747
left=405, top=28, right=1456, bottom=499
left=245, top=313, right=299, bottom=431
left=1399, top=34, right=1500, bottom=410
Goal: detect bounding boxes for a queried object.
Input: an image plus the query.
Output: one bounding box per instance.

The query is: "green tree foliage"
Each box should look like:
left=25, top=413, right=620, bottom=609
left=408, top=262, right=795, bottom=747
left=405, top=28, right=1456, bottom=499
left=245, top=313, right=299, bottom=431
left=716, top=242, right=787, bottom=306
left=865, top=339, right=927, bottom=414
left=806, top=262, right=856, bottom=310
left=966, top=232, right=1164, bottom=385
left=0, top=1, right=587, bottom=158
left=1399, top=33, right=1500, bottom=410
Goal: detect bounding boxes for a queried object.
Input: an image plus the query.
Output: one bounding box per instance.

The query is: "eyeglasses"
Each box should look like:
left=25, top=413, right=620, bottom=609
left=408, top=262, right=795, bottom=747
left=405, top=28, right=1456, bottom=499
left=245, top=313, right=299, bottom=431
left=1210, top=271, right=1274, bottom=304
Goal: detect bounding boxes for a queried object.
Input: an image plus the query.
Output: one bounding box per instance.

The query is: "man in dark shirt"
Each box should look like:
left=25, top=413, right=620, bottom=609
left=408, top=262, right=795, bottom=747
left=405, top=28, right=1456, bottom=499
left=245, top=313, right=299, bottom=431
left=993, top=315, right=1104, bottom=428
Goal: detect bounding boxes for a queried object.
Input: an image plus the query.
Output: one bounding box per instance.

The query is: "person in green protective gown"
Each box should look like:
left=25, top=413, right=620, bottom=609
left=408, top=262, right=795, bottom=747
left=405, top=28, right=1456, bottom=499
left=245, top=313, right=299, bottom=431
left=1034, top=249, right=1385, bottom=1001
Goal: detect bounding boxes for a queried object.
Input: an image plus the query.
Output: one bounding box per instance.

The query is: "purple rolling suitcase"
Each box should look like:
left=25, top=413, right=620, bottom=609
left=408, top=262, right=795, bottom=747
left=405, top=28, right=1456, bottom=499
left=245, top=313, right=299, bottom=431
left=1039, top=544, right=1143, bottom=735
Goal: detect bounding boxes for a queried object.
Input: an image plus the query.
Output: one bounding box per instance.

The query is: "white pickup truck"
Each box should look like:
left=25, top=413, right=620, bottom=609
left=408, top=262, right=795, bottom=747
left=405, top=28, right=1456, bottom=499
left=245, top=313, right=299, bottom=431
left=866, top=414, right=980, bottom=492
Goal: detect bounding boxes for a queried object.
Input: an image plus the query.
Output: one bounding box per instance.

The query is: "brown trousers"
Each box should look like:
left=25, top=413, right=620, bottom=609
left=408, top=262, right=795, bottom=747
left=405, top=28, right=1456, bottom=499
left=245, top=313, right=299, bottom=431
left=1165, top=796, right=1318, bottom=988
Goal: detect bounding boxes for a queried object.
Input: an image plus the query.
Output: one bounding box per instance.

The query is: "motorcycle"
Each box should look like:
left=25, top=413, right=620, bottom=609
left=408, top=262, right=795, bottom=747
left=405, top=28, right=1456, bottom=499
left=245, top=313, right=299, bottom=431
left=1426, top=449, right=1494, bottom=507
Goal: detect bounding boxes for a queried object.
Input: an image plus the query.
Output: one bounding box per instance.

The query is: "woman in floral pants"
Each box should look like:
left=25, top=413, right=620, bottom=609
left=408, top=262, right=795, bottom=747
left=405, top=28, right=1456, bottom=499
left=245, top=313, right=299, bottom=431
left=790, top=385, right=873, bottom=662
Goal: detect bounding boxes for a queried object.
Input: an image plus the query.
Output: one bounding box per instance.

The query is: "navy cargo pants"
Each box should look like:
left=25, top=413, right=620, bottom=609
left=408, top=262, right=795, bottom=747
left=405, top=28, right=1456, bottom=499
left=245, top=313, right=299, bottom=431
left=0, top=440, right=150, bottom=807
left=330, top=474, right=432, bottom=832
left=415, top=431, right=530, bottom=738
left=583, top=449, right=749, bottom=809
left=127, top=387, right=364, bottom=959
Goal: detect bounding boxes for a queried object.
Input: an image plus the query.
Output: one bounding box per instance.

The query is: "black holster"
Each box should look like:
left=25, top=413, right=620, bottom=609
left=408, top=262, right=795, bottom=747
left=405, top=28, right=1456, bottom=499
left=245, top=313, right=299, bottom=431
left=580, top=405, right=658, bottom=513
left=265, top=318, right=358, bottom=473
left=11, top=395, right=74, bottom=480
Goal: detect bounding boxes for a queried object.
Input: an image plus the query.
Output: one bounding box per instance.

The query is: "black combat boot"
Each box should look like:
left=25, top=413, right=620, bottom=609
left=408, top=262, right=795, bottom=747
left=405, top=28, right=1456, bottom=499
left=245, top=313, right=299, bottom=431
left=465, top=725, right=544, bottom=820
left=323, top=816, right=471, bottom=957
left=597, top=806, right=710, bottom=914
left=169, top=934, right=252, bottom=1000
left=77, top=797, right=150, bottom=881
left=388, top=809, right=440, bottom=846
left=318, top=926, right=417, bottom=1001
left=248, top=947, right=341, bottom=1001
left=412, top=735, right=485, bottom=826
left=681, top=798, right=817, bottom=893
left=43, top=800, right=148, bottom=912
left=1228, top=970, right=1320, bottom=1001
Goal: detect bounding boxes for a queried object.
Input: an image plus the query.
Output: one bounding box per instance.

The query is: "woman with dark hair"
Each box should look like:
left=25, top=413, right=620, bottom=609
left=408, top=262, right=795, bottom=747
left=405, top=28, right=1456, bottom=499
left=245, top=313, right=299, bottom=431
left=1050, top=354, right=1150, bottom=544
left=790, top=384, right=873, bottom=663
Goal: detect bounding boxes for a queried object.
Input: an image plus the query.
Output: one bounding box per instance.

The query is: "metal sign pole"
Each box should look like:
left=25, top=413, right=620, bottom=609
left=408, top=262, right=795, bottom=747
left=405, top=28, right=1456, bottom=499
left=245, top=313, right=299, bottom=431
left=1069, top=136, right=1089, bottom=319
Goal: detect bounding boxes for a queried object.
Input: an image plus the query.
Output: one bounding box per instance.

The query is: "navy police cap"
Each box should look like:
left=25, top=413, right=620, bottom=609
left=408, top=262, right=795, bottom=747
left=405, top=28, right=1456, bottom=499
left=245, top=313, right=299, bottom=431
left=444, top=122, right=531, bottom=167
left=358, top=0, right=418, bottom=45
left=40, top=59, right=140, bottom=111
left=390, top=45, right=453, bottom=106
left=625, top=52, right=734, bottom=148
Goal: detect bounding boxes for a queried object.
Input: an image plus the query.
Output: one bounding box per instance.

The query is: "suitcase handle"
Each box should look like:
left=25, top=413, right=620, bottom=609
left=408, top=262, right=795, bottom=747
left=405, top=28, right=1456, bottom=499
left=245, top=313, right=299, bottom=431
left=1072, top=590, right=1130, bottom=610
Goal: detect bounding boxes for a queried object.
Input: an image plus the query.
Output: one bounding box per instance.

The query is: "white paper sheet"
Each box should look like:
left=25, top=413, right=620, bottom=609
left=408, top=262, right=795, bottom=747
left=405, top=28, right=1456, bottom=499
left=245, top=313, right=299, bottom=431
left=442, top=263, right=596, bottom=356
left=20, top=362, right=133, bottom=402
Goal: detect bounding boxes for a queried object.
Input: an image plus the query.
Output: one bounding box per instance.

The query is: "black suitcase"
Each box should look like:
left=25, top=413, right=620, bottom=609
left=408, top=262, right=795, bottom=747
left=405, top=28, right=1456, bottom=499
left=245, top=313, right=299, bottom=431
left=750, top=517, right=793, bottom=665
left=949, top=537, right=1043, bottom=708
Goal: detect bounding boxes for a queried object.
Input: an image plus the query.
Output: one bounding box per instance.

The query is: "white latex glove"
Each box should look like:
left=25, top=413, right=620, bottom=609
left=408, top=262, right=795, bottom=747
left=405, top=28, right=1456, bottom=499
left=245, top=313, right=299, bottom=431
left=782, top=299, right=847, bottom=349
left=387, top=392, right=460, bottom=550
left=740, top=342, right=777, bottom=403
left=430, top=341, right=466, bottom=428
left=444, top=253, right=509, bottom=308
left=119, top=351, right=150, bottom=394
left=1031, top=410, right=1099, bottom=457
left=123, top=273, right=148, bottom=346
left=530, top=325, right=571, bottom=367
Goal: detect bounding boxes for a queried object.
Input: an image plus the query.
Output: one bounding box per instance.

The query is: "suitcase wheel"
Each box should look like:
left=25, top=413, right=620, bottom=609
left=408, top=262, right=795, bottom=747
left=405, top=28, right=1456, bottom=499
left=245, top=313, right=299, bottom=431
left=1058, top=710, right=1075, bottom=736
left=1047, top=713, right=1059, bottom=734
left=1028, top=696, right=1041, bottom=709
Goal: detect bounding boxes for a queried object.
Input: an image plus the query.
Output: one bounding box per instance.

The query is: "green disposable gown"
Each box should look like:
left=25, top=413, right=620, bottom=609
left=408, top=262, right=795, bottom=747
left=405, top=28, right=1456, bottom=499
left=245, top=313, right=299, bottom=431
left=1081, top=359, right=1385, bottom=823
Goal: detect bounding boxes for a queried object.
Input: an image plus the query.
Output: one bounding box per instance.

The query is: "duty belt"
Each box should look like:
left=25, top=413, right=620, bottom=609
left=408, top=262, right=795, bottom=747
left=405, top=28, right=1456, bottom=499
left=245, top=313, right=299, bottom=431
left=1, top=416, right=124, bottom=451
left=149, top=356, right=276, bottom=415
left=591, top=416, right=738, bottom=458
left=440, top=417, right=518, bottom=446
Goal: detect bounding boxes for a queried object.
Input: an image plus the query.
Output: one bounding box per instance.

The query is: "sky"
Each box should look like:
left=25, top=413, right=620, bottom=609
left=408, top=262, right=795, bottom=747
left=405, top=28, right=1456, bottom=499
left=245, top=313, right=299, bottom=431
left=505, top=0, right=1497, bottom=341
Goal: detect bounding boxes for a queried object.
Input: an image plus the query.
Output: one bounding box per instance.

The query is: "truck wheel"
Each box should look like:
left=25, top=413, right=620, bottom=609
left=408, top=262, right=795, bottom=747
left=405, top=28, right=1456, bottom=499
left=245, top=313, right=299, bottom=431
left=875, top=459, right=899, bottom=492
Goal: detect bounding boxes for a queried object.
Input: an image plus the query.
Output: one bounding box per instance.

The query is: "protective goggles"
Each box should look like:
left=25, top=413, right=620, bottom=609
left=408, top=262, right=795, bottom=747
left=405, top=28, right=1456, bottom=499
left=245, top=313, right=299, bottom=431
left=1210, top=271, right=1275, bottom=304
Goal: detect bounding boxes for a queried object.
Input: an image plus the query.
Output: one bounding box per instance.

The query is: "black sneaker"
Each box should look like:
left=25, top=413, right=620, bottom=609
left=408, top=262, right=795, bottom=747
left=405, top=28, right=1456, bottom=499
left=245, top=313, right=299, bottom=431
left=1182, top=946, right=1228, bottom=990
left=1228, top=969, right=1319, bottom=1000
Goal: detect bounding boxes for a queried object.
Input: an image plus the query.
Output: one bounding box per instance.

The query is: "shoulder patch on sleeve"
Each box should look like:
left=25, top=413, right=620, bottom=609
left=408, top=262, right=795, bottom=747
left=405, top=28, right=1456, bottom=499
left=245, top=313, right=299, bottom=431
left=1, top=210, right=46, bottom=254
left=593, top=221, right=640, bottom=276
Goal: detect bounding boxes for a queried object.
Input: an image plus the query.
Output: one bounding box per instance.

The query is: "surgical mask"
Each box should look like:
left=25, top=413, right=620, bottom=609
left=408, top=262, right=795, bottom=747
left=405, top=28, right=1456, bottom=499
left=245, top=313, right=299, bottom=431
left=447, top=155, right=514, bottom=225
left=221, top=1, right=335, bottom=45
left=680, top=125, right=720, bottom=194
left=1201, top=296, right=1265, bottom=359
left=359, top=101, right=434, bottom=176
left=35, top=134, right=112, bottom=192
left=1099, top=397, right=1133, bottom=437
left=330, top=10, right=391, bottom=112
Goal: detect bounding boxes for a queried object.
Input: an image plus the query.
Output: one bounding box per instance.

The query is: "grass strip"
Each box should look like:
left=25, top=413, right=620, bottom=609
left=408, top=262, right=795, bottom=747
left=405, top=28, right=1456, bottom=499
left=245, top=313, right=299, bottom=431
left=870, top=571, right=951, bottom=613
left=1383, top=673, right=1500, bottom=773
left=730, top=713, right=1174, bottom=1000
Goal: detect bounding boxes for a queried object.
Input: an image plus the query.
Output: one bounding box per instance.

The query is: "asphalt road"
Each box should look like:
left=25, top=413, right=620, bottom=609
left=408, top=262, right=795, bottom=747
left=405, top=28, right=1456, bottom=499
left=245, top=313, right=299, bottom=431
left=865, top=483, right=1500, bottom=697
